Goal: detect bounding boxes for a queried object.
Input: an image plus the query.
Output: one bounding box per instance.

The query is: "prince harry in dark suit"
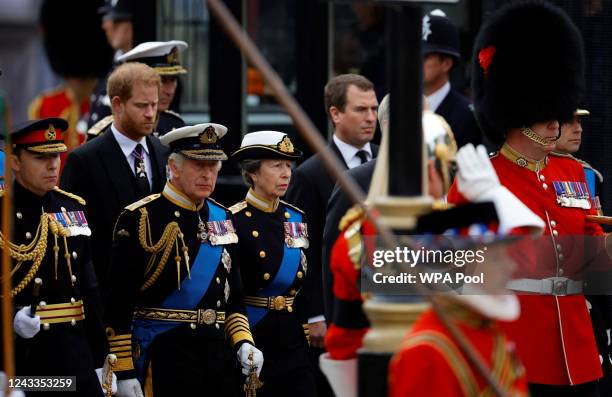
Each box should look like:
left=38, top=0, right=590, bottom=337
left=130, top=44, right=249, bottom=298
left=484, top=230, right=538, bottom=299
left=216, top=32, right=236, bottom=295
left=61, top=62, right=169, bottom=302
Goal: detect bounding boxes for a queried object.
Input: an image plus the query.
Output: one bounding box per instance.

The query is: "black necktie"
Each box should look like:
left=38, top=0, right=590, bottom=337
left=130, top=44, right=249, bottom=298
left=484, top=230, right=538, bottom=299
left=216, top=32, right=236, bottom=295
left=133, top=144, right=150, bottom=195
left=356, top=150, right=369, bottom=164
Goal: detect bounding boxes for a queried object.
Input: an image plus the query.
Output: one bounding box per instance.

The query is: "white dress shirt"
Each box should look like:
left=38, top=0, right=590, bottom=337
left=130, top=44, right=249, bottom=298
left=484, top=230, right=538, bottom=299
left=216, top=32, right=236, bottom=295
left=425, top=81, right=451, bottom=112
left=111, top=124, right=153, bottom=188
left=332, top=134, right=373, bottom=169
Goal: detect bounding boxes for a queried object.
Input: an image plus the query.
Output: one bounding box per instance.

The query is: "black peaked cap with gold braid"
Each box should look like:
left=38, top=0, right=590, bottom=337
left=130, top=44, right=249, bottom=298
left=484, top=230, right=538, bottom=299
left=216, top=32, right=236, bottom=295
left=11, top=118, right=68, bottom=154
left=159, top=123, right=228, bottom=161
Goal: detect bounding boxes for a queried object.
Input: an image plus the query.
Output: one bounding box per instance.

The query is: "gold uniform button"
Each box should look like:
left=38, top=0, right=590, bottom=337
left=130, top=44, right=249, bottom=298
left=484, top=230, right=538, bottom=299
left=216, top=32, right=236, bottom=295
left=246, top=211, right=252, bottom=217
left=252, top=230, right=259, bottom=238
left=43, top=323, right=50, bottom=330
left=216, top=277, right=221, bottom=284
left=289, top=289, right=297, bottom=296
left=296, top=271, right=303, bottom=279
left=190, top=323, right=197, bottom=330
left=174, top=211, right=180, bottom=218
left=284, top=212, right=290, bottom=219
left=16, top=212, right=22, bottom=220
left=25, top=232, right=32, bottom=239
left=259, top=250, right=266, bottom=258
left=287, top=306, right=293, bottom=313
left=550, top=220, right=557, bottom=227
left=263, top=273, right=271, bottom=281
left=552, top=230, right=559, bottom=237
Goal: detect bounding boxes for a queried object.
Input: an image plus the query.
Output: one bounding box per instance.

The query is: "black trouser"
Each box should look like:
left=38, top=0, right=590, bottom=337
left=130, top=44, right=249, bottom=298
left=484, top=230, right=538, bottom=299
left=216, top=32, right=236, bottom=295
left=529, top=381, right=600, bottom=397
left=258, top=365, right=317, bottom=397
left=16, top=327, right=102, bottom=397
left=149, top=327, right=241, bottom=397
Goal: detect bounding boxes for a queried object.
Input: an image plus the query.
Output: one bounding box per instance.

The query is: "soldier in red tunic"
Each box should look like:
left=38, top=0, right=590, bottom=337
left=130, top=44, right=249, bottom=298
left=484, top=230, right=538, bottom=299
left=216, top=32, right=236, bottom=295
left=447, top=2, right=612, bottom=395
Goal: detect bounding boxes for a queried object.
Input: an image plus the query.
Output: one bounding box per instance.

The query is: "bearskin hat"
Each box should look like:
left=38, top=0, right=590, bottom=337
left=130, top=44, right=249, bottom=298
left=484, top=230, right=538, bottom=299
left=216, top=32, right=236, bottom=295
left=40, top=0, right=114, bottom=78
left=471, top=1, right=585, bottom=145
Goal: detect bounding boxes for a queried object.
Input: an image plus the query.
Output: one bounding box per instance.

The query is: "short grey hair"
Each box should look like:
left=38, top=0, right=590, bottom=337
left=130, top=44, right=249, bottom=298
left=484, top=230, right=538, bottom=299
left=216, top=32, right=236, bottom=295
left=239, top=159, right=262, bottom=187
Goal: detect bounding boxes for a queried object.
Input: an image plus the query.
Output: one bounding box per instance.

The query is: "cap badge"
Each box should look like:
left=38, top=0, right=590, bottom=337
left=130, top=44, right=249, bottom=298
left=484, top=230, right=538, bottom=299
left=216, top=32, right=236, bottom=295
left=46, top=125, right=56, bottom=141
left=278, top=136, right=294, bottom=154
left=200, top=126, right=218, bottom=144
left=167, top=47, right=179, bottom=65
left=422, top=15, right=432, bottom=41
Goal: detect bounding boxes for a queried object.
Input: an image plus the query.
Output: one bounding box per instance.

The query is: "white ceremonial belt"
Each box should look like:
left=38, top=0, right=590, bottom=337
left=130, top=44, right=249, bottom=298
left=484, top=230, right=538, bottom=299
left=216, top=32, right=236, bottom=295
left=507, top=277, right=583, bottom=296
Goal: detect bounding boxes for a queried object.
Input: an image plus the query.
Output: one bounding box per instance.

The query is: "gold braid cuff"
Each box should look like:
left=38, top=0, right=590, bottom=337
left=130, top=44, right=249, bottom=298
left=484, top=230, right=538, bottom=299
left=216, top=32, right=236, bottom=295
left=106, top=328, right=134, bottom=372
left=225, top=313, right=254, bottom=347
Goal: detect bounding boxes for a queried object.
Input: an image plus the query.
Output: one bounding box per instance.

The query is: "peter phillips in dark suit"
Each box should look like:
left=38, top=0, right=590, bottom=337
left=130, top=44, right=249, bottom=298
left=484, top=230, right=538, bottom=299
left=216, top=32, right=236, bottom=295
left=422, top=9, right=484, bottom=150
left=61, top=62, right=170, bottom=305
left=285, top=74, right=378, bottom=394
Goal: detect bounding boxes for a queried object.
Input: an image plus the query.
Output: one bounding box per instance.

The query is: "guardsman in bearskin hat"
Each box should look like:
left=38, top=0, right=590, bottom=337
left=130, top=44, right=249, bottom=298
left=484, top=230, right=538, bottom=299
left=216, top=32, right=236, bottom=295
left=29, top=0, right=114, bottom=165
left=3, top=118, right=115, bottom=396
left=230, top=131, right=316, bottom=396
left=87, top=41, right=188, bottom=140
left=448, top=1, right=612, bottom=395
left=321, top=94, right=544, bottom=397
left=104, top=123, right=263, bottom=397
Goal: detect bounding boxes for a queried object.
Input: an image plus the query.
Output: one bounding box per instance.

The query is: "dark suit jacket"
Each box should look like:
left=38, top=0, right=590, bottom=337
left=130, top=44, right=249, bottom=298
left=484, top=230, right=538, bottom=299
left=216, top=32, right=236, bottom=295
left=321, top=160, right=376, bottom=321
left=285, top=140, right=378, bottom=321
left=436, top=88, right=483, bottom=149
left=60, top=127, right=170, bottom=299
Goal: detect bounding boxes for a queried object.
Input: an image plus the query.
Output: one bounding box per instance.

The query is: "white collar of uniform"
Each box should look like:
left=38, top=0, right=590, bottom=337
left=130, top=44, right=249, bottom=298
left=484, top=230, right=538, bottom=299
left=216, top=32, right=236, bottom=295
left=111, top=123, right=150, bottom=159
left=162, top=182, right=204, bottom=211
left=332, top=134, right=372, bottom=167
left=425, top=81, right=451, bottom=112
left=246, top=188, right=279, bottom=213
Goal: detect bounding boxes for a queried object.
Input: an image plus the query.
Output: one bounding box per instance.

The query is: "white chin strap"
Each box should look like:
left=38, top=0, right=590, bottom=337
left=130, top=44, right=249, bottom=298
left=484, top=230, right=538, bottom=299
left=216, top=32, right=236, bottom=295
left=520, top=126, right=559, bottom=146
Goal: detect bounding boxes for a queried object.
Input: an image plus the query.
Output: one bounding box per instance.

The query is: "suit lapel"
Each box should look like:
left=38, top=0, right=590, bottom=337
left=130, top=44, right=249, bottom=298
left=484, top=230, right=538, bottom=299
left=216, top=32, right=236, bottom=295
left=329, top=141, right=349, bottom=170
left=146, top=135, right=169, bottom=192
left=97, top=129, right=140, bottom=204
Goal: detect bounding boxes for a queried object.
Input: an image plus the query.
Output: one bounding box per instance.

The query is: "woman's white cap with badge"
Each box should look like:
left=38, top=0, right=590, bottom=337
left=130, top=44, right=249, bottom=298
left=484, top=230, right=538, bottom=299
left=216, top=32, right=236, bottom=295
left=160, top=123, right=228, bottom=161
left=231, top=130, right=302, bottom=161
left=117, top=40, right=188, bottom=75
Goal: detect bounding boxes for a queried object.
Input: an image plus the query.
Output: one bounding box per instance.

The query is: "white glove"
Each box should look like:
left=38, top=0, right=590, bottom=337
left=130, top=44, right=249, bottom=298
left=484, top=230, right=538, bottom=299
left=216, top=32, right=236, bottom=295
left=319, top=353, right=357, bottom=397
left=456, top=144, right=544, bottom=235
left=116, top=378, right=144, bottom=397
left=456, top=144, right=500, bottom=201
left=13, top=306, right=40, bottom=339
left=237, top=343, right=264, bottom=377
left=95, top=368, right=117, bottom=395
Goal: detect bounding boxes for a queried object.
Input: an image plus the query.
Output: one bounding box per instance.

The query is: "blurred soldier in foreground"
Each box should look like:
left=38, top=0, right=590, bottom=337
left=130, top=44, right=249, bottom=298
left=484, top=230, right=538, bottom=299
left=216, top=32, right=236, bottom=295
left=448, top=2, right=612, bottom=395
left=3, top=118, right=114, bottom=396
left=231, top=131, right=316, bottom=396
left=88, top=41, right=188, bottom=140
left=105, top=123, right=262, bottom=397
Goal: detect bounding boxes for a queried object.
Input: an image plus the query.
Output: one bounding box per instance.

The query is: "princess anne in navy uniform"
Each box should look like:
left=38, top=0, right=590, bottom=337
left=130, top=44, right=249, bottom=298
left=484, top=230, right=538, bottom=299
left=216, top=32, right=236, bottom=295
left=230, top=131, right=316, bottom=397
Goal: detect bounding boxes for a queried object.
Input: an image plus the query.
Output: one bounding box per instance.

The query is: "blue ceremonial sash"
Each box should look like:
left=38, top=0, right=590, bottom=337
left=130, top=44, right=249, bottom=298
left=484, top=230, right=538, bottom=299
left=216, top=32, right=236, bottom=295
left=246, top=206, right=302, bottom=328
left=133, top=200, right=227, bottom=381
left=583, top=167, right=596, bottom=198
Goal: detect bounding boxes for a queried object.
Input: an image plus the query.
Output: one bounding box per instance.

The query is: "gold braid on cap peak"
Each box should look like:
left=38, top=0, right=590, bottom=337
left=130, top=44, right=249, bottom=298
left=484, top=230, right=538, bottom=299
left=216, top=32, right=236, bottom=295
left=137, top=207, right=191, bottom=291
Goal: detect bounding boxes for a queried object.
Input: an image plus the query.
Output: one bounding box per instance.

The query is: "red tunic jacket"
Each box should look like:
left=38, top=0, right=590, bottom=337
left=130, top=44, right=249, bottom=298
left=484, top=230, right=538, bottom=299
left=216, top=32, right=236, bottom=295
left=448, top=149, right=604, bottom=385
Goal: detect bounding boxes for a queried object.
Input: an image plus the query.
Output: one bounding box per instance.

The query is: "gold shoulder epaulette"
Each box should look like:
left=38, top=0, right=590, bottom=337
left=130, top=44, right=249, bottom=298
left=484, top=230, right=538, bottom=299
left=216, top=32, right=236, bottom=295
left=125, top=194, right=161, bottom=211
left=163, top=109, right=183, bottom=120
left=574, top=157, right=604, bottom=182
left=280, top=200, right=305, bottom=215
left=53, top=187, right=86, bottom=205
left=339, top=204, right=364, bottom=232
left=87, top=115, right=113, bottom=137
left=550, top=151, right=573, bottom=158
left=207, top=197, right=228, bottom=210
left=229, top=200, right=247, bottom=214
